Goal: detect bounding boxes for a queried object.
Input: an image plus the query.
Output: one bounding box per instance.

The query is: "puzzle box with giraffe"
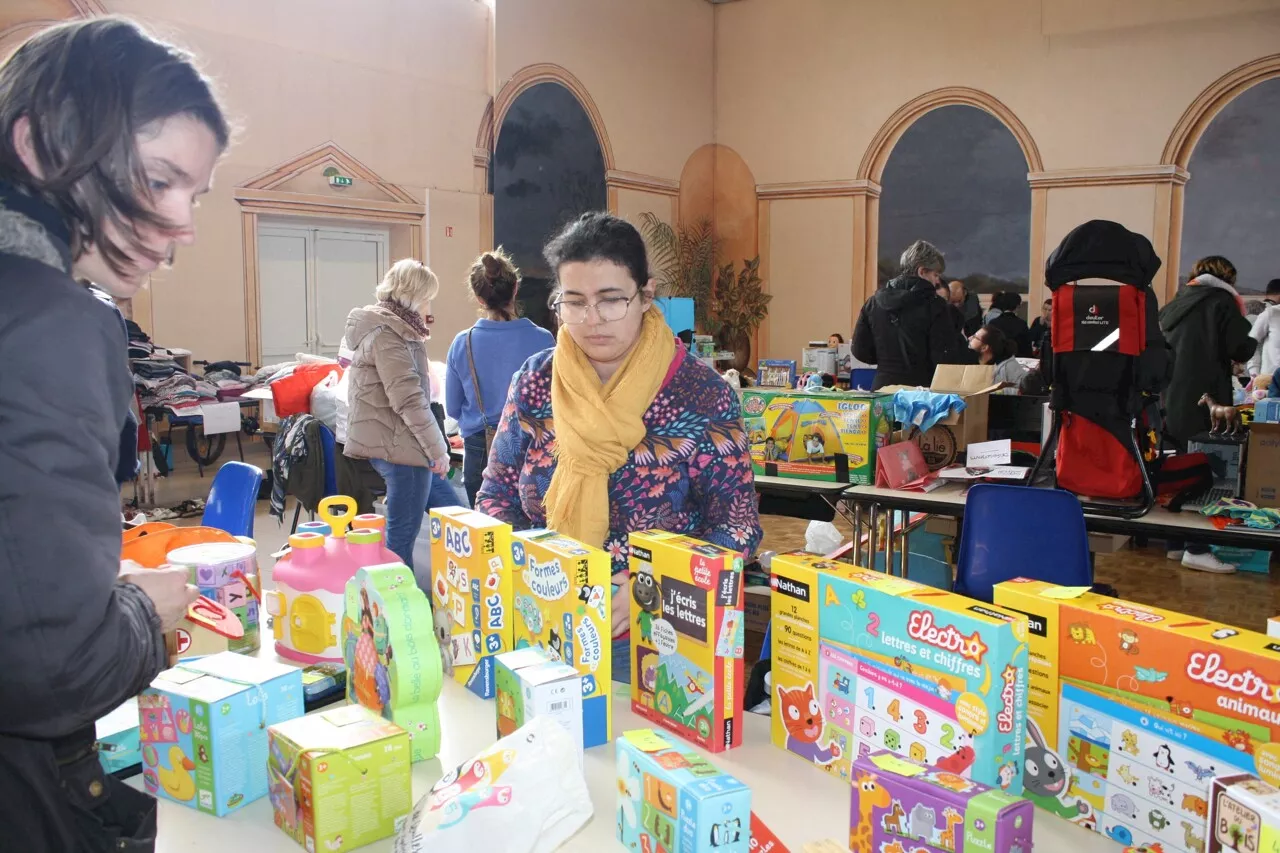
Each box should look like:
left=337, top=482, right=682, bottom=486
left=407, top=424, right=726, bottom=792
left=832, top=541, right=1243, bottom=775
left=770, top=552, right=1030, bottom=794
left=995, top=579, right=1280, bottom=853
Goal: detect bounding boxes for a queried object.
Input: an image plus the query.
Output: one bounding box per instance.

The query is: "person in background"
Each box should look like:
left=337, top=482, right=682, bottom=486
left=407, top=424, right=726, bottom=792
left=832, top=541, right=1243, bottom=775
left=0, top=18, right=225, bottom=851
left=948, top=279, right=983, bottom=337
left=936, top=281, right=967, bottom=338
left=344, top=259, right=452, bottom=571
left=853, top=240, right=968, bottom=389
left=1248, top=278, right=1280, bottom=379
left=1159, top=255, right=1256, bottom=574
left=986, top=291, right=1033, bottom=357
left=446, top=248, right=555, bottom=507
left=477, top=212, right=763, bottom=641
left=969, top=325, right=1028, bottom=387
left=827, top=332, right=844, bottom=347
left=1029, top=297, right=1052, bottom=356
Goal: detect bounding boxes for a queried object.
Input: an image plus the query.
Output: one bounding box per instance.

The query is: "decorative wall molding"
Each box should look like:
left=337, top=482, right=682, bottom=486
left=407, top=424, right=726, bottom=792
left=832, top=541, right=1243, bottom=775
left=1163, top=53, right=1280, bottom=168
left=756, top=179, right=881, bottom=200
left=606, top=170, right=679, bottom=196
left=238, top=141, right=418, bottom=204
left=1027, top=165, right=1190, bottom=189
left=472, top=148, right=491, bottom=169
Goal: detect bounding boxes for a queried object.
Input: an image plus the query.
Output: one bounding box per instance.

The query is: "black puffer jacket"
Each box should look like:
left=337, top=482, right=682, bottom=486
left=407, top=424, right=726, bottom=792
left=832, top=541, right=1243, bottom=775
left=853, top=274, right=969, bottom=389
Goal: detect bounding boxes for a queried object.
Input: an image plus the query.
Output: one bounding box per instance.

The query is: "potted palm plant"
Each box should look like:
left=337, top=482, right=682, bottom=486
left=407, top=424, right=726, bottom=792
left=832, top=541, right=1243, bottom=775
left=638, top=212, right=713, bottom=333
left=708, top=256, right=771, bottom=373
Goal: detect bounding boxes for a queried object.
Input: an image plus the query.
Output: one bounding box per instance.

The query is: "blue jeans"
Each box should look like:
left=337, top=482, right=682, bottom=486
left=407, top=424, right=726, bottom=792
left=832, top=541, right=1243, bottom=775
left=426, top=471, right=465, bottom=511
left=369, top=459, right=432, bottom=571
left=463, top=431, right=488, bottom=508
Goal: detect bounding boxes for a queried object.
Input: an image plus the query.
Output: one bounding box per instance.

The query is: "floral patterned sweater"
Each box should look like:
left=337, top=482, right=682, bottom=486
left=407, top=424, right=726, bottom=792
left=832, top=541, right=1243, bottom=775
left=476, top=344, right=763, bottom=576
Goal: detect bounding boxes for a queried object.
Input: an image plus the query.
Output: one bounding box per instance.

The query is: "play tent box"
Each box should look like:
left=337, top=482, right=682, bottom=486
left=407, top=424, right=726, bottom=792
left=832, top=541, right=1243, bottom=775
left=268, top=704, right=412, bottom=853
left=740, top=387, right=892, bottom=485
left=1207, top=774, right=1280, bottom=853
left=770, top=551, right=1030, bottom=793
left=428, top=507, right=515, bottom=699
left=628, top=531, right=746, bottom=753
left=139, top=652, right=304, bottom=816
left=509, top=528, right=612, bottom=747
left=494, top=646, right=583, bottom=749
left=884, top=365, right=1000, bottom=471
left=616, top=728, right=752, bottom=853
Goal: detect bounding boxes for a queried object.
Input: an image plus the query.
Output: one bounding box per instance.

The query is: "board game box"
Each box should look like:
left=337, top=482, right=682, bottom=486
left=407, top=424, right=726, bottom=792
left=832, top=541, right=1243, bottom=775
left=628, top=531, right=745, bottom=752
left=740, top=388, right=893, bottom=485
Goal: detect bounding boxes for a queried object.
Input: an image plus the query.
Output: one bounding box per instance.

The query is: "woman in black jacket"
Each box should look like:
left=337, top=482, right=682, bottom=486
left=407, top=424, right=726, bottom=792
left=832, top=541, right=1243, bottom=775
left=0, top=19, right=227, bottom=851
left=986, top=291, right=1034, bottom=357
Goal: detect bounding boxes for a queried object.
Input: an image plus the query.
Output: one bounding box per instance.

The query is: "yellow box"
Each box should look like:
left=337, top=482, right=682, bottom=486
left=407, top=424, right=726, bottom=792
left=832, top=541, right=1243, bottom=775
left=510, top=529, right=612, bottom=748
left=427, top=508, right=514, bottom=699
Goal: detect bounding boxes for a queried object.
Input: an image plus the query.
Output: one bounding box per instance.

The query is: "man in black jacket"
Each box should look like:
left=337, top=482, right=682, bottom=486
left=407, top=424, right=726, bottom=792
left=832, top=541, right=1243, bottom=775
left=854, top=240, right=968, bottom=388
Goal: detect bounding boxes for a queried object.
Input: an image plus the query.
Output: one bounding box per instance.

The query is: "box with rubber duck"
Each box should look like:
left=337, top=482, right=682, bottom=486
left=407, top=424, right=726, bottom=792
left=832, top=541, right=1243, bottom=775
left=994, top=579, right=1280, bottom=853
left=138, top=652, right=303, bottom=816
left=847, top=750, right=1034, bottom=853
left=770, top=552, right=1030, bottom=793
left=268, top=704, right=412, bottom=853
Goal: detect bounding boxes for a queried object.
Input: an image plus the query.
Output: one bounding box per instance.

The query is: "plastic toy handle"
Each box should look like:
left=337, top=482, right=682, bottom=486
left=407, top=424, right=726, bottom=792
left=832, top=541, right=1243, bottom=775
left=317, top=495, right=358, bottom=538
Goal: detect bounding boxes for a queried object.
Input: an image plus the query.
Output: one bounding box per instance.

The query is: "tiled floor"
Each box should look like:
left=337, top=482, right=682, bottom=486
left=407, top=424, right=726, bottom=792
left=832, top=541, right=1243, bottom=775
left=149, top=440, right=1280, bottom=633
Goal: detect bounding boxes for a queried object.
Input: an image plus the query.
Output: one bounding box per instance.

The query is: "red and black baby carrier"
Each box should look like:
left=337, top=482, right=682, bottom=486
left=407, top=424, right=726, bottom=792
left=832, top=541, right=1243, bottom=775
left=1031, top=220, right=1172, bottom=517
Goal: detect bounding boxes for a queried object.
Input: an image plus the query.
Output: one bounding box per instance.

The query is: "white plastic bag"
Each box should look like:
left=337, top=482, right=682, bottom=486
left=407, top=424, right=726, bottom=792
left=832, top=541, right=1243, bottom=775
left=805, top=520, right=844, bottom=556
left=309, top=369, right=349, bottom=443
left=395, top=715, right=592, bottom=853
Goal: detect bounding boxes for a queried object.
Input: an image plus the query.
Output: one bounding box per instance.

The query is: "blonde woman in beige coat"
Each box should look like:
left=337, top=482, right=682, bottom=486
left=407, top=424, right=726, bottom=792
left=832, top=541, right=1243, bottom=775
left=344, top=259, right=451, bottom=569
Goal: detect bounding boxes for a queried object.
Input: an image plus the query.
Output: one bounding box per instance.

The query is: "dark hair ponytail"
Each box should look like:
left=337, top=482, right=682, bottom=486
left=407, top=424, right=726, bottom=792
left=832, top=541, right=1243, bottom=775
left=468, top=247, right=520, bottom=320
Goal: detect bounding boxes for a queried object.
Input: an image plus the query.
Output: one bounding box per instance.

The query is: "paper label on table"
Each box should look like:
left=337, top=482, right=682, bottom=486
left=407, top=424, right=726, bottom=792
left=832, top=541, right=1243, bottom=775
left=938, top=465, right=1030, bottom=481
left=966, top=439, right=1011, bottom=466
left=199, top=401, right=241, bottom=435
left=869, top=576, right=918, bottom=596
left=871, top=753, right=927, bottom=777
left=622, top=729, right=671, bottom=752
left=1039, top=585, right=1092, bottom=600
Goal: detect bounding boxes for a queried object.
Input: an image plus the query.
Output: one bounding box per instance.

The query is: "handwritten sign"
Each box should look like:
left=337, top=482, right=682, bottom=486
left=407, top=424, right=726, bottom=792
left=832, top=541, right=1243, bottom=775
left=966, top=439, right=1012, bottom=467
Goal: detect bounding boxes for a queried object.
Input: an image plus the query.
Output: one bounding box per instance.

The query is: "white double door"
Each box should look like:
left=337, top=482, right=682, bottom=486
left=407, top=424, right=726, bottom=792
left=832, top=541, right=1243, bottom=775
left=258, top=221, right=389, bottom=364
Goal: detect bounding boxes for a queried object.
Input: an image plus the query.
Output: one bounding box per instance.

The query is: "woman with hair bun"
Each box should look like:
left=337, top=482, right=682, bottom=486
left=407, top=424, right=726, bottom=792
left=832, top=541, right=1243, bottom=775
left=446, top=248, right=554, bottom=506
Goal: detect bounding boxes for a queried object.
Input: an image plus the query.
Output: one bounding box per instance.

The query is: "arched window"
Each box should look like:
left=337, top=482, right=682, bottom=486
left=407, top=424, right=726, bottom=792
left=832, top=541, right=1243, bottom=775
left=493, top=82, right=607, bottom=330
left=1179, top=78, right=1280, bottom=295
left=876, top=105, right=1031, bottom=308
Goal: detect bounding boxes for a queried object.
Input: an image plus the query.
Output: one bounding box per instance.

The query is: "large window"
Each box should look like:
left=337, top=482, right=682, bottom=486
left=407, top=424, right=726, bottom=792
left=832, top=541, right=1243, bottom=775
left=1180, top=78, right=1280, bottom=295
left=877, top=105, right=1031, bottom=300
left=493, top=82, right=607, bottom=330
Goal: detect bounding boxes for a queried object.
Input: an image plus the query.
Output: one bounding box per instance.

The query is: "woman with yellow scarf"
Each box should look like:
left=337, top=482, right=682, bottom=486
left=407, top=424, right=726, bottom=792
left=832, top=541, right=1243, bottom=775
left=476, top=213, right=763, bottom=638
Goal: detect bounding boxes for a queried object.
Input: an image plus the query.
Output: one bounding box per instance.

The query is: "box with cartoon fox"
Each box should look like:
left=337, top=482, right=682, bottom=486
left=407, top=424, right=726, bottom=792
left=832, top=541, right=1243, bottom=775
left=770, top=551, right=1030, bottom=794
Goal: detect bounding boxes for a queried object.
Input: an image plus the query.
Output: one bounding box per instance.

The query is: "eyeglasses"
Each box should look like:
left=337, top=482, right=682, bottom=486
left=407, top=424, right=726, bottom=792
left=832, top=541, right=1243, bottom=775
left=552, top=292, right=639, bottom=325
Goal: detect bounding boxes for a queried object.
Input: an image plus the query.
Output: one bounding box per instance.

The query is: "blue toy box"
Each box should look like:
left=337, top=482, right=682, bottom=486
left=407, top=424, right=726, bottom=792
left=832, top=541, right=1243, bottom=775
left=617, top=729, right=751, bottom=853
left=96, top=698, right=141, bottom=776
left=139, top=652, right=304, bottom=816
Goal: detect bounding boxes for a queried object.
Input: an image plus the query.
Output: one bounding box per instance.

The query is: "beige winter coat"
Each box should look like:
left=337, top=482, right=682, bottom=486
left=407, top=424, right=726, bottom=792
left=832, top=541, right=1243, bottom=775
left=343, top=304, right=448, bottom=467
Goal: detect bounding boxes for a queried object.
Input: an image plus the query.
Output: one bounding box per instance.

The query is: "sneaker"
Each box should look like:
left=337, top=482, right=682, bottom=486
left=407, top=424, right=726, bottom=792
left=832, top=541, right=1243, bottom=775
left=1181, top=551, right=1237, bottom=574
left=1166, top=550, right=1185, bottom=561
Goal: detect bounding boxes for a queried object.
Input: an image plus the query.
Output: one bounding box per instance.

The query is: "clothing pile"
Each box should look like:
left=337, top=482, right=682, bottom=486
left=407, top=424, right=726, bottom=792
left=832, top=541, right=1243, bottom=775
left=270, top=413, right=321, bottom=520
left=1201, top=498, right=1280, bottom=530
left=133, top=369, right=220, bottom=417
left=201, top=361, right=251, bottom=400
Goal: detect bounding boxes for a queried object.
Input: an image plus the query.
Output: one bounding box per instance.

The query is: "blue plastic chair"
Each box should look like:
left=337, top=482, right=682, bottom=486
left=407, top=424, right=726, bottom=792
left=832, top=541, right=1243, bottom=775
left=201, top=461, right=264, bottom=538
left=953, top=483, right=1092, bottom=603
left=318, top=423, right=338, bottom=497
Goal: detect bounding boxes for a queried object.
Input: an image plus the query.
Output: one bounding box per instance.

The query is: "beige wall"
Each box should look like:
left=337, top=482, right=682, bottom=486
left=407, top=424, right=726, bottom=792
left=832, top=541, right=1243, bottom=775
left=766, top=197, right=854, bottom=363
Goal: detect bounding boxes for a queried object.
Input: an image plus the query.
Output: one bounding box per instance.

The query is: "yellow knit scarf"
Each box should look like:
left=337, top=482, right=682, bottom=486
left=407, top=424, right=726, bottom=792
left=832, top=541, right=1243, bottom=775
left=545, top=307, right=676, bottom=547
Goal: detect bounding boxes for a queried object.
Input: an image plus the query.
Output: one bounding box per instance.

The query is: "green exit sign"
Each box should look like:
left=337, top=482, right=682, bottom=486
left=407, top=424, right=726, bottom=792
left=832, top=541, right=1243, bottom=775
left=328, top=175, right=353, bottom=187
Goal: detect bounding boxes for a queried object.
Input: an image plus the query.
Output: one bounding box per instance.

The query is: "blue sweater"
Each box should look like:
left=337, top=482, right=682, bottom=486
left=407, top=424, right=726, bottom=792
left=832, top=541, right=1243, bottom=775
left=445, top=318, right=555, bottom=438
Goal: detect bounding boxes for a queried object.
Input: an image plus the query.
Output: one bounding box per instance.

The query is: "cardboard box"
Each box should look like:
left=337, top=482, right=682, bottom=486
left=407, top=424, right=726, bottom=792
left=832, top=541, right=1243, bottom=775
left=616, top=728, right=752, bottom=853
left=744, top=585, right=771, bottom=634
left=740, top=387, right=893, bottom=484
left=1247, top=422, right=1280, bottom=508
left=1207, top=773, right=1280, bottom=853
left=428, top=508, right=515, bottom=698
left=510, top=529, right=612, bottom=748
left=886, top=365, right=1000, bottom=471
left=139, top=653, right=303, bottom=816
left=770, top=552, right=1030, bottom=793
left=495, top=647, right=583, bottom=747
left=268, top=705, right=412, bottom=852
left=629, top=531, right=746, bottom=752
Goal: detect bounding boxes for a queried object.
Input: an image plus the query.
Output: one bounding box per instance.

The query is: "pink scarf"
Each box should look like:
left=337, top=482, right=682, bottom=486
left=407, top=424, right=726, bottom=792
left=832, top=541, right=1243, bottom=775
left=378, top=299, right=430, bottom=339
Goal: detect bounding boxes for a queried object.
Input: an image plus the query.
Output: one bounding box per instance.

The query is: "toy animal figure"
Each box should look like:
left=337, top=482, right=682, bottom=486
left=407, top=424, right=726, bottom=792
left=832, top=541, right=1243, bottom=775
left=880, top=842, right=906, bottom=853
left=882, top=801, right=906, bottom=835
left=1068, top=623, right=1096, bottom=645
left=1199, top=393, right=1242, bottom=435
left=778, top=683, right=842, bottom=765
left=709, top=817, right=742, bottom=847
left=1148, top=808, right=1169, bottom=830
left=1182, top=820, right=1206, bottom=853
left=1148, top=777, right=1175, bottom=806
left=1118, top=629, right=1140, bottom=655
left=1120, top=729, right=1140, bottom=756
left=1224, top=729, right=1255, bottom=754
left=1022, top=719, right=1090, bottom=820
left=1105, top=825, right=1134, bottom=846
left=432, top=605, right=454, bottom=677
left=1184, top=760, right=1215, bottom=781
left=1117, top=764, right=1139, bottom=786
left=1153, top=744, right=1176, bottom=773
left=908, top=803, right=936, bottom=842
left=1181, top=793, right=1207, bottom=818
left=1110, top=792, right=1138, bottom=820
left=631, top=564, right=662, bottom=643
left=849, top=772, right=892, bottom=853
left=938, top=808, right=964, bottom=851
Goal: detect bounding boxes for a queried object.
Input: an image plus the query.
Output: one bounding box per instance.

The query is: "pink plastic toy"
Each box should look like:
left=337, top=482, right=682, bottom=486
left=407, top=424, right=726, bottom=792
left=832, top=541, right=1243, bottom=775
left=266, top=496, right=398, bottom=663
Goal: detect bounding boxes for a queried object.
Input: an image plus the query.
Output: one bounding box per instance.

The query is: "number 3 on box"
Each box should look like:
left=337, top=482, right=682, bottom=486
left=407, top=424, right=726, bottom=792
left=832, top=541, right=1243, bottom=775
left=913, top=710, right=929, bottom=735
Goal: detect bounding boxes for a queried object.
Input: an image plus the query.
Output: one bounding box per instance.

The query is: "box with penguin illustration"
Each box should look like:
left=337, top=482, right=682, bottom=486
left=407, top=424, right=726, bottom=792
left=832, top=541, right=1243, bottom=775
left=509, top=528, right=612, bottom=748
left=770, top=552, right=1030, bottom=793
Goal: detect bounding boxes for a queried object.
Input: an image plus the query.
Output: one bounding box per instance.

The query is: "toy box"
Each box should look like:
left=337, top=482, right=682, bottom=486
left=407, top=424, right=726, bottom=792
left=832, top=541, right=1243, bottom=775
left=1207, top=773, right=1280, bottom=852
left=495, top=646, right=583, bottom=747
left=509, top=528, right=611, bottom=747
left=770, top=551, right=1029, bottom=793
left=268, top=704, right=412, bottom=852
left=616, top=728, right=751, bottom=853
left=96, top=698, right=141, bottom=776
left=757, top=359, right=798, bottom=389
left=166, top=540, right=261, bottom=659
left=139, top=652, right=303, bottom=816
left=740, top=388, right=892, bottom=485
left=849, top=750, right=1034, bottom=853
left=628, top=531, right=745, bottom=752
left=428, top=507, right=515, bottom=698
left=342, top=561, right=443, bottom=762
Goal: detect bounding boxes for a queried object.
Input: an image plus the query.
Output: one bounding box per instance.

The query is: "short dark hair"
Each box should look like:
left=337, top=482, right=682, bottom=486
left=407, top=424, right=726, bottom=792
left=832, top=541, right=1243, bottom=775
left=0, top=18, right=229, bottom=277
left=979, top=324, right=1016, bottom=362
left=544, top=212, right=650, bottom=293
left=992, top=291, right=1022, bottom=312
left=829, top=332, right=844, bottom=343
left=1267, top=279, right=1280, bottom=297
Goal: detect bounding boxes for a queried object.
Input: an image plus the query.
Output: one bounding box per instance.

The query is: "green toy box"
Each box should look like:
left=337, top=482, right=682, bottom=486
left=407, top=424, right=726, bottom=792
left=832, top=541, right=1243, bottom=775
left=740, top=388, right=892, bottom=484
left=494, top=646, right=583, bottom=747
left=268, top=705, right=412, bottom=853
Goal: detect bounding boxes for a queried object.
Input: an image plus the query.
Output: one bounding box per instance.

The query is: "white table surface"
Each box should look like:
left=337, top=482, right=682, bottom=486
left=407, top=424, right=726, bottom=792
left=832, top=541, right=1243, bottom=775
left=134, top=658, right=1121, bottom=853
